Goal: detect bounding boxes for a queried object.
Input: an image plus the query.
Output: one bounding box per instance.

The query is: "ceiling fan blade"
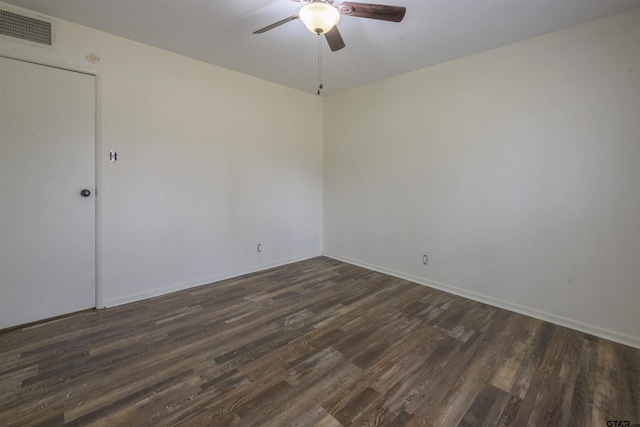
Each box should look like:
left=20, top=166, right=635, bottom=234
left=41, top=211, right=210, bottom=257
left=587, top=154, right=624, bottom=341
left=324, top=26, right=346, bottom=52
left=338, top=2, right=406, bottom=22
left=253, top=14, right=300, bottom=34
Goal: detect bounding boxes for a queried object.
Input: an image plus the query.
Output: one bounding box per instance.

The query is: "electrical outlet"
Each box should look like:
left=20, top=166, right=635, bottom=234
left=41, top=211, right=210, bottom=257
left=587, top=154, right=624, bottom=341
left=423, top=254, right=428, bottom=265
left=257, top=243, right=262, bottom=253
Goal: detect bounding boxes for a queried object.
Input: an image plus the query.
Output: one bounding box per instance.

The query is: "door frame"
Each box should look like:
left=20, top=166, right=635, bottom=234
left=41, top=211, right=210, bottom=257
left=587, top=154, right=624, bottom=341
left=0, top=53, right=104, bottom=309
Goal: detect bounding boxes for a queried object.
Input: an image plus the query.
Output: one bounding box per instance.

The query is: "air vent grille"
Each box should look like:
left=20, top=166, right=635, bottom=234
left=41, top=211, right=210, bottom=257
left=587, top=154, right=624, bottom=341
left=0, top=9, right=52, bottom=46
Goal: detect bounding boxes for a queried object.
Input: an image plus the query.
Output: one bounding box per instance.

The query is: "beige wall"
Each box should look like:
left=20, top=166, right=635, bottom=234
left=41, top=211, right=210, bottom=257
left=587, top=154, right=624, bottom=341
left=324, top=8, right=640, bottom=347
left=0, top=2, right=324, bottom=307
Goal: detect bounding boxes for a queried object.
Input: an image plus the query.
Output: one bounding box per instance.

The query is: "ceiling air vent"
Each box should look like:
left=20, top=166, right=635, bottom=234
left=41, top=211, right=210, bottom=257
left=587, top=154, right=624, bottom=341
left=0, top=8, right=53, bottom=46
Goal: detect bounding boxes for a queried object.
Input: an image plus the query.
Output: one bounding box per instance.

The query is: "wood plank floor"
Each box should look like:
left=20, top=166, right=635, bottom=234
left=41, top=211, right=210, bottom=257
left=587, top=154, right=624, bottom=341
left=1, top=257, right=638, bottom=426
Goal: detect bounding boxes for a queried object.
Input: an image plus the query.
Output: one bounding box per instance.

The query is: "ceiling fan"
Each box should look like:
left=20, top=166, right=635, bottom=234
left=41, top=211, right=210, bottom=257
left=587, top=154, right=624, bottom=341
left=253, top=0, right=407, bottom=52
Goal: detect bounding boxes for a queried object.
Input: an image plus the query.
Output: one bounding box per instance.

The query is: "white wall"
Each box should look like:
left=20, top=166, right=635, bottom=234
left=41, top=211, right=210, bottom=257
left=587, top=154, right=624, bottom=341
left=324, top=9, right=640, bottom=347
left=3, top=2, right=639, bottom=348
left=0, top=3, right=323, bottom=307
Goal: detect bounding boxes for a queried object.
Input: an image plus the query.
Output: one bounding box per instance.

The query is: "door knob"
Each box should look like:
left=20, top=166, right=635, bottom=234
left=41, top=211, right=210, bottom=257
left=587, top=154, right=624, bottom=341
left=80, top=189, right=91, bottom=197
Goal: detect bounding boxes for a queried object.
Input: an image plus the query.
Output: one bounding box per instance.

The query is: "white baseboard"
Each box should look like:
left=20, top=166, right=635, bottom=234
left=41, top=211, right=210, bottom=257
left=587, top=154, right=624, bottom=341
left=323, top=252, right=640, bottom=350
left=103, top=252, right=322, bottom=308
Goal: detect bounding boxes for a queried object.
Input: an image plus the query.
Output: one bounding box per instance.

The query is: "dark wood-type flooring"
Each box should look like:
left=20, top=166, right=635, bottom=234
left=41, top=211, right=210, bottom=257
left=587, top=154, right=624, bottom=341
left=1, top=257, right=639, bottom=426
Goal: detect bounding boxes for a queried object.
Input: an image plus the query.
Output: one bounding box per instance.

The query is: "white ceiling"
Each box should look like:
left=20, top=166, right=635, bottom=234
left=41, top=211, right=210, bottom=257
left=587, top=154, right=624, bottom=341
left=3, top=0, right=639, bottom=95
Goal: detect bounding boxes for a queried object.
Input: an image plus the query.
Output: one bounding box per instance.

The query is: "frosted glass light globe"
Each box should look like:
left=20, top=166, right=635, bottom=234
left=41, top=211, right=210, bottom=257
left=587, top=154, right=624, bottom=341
left=299, top=2, right=340, bottom=34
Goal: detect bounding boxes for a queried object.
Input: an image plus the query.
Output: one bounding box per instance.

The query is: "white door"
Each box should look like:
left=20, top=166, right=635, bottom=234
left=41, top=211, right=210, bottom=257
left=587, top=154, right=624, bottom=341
left=0, top=57, right=96, bottom=329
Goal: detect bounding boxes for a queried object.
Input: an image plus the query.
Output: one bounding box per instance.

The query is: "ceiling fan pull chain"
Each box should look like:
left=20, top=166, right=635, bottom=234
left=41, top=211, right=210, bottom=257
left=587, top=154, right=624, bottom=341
left=317, top=34, right=323, bottom=95
left=320, top=34, right=324, bottom=91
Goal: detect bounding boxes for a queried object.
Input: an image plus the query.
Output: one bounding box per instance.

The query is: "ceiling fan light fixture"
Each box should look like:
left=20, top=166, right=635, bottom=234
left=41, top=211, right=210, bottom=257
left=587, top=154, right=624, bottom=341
left=299, top=2, right=340, bottom=34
